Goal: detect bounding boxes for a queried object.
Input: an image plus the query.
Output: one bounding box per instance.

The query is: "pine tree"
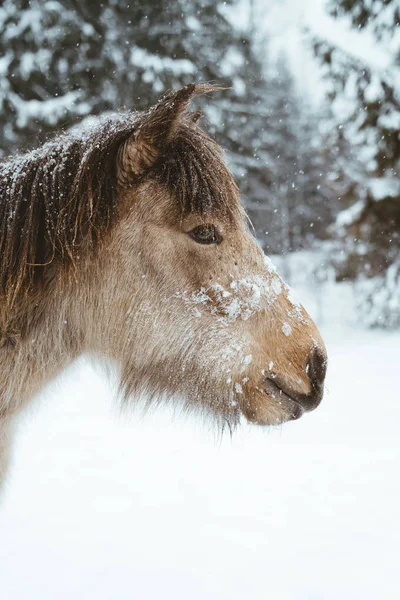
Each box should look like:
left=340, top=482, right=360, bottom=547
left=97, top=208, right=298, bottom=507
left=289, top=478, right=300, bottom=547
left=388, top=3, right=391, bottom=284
left=313, top=0, right=400, bottom=270
left=0, top=0, right=246, bottom=153
left=314, top=0, right=400, bottom=326
left=230, top=53, right=338, bottom=256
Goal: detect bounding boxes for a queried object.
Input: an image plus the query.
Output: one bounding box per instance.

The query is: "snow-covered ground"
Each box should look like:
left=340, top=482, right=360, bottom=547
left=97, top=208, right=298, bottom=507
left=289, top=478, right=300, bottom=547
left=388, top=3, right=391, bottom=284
left=0, top=279, right=399, bottom=600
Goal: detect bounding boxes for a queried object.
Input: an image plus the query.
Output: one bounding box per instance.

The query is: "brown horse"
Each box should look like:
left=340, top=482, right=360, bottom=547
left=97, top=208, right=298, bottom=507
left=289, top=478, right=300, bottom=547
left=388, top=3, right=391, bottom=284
left=0, top=84, right=327, bottom=486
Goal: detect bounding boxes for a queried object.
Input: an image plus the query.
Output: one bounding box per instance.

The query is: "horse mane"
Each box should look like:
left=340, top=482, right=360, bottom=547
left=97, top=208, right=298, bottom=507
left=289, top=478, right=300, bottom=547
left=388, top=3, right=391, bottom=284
left=0, top=114, right=136, bottom=312
left=0, top=93, right=238, bottom=321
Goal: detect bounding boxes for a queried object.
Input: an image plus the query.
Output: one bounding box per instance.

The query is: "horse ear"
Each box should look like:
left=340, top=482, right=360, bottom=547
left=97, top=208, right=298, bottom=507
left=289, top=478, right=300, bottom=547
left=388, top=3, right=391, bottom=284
left=117, top=83, right=222, bottom=183
left=117, top=84, right=195, bottom=183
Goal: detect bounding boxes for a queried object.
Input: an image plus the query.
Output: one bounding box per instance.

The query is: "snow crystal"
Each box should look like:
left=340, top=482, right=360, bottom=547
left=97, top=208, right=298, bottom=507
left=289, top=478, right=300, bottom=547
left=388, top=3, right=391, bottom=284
left=178, top=273, right=283, bottom=325
left=282, top=323, right=292, bottom=337
left=271, top=278, right=282, bottom=296
left=216, top=340, right=250, bottom=376
left=263, top=254, right=277, bottom=274
left=235, top=383, right=243, bottom=394
left=242, top=355, right=252, bottom=367
left=287, top=288, right=301, bottom=309
left=268, top=361, right=274, bottom=370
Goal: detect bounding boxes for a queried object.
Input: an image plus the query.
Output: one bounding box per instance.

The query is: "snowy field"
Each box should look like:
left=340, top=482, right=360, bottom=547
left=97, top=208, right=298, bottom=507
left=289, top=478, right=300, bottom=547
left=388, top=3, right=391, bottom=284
left=0, top=280, right=399, bottom=600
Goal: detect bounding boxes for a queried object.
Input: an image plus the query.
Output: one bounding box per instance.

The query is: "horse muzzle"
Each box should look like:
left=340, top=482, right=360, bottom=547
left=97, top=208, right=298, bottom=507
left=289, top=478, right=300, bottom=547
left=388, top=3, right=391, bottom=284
left=262, top=345, right=327, bottom=421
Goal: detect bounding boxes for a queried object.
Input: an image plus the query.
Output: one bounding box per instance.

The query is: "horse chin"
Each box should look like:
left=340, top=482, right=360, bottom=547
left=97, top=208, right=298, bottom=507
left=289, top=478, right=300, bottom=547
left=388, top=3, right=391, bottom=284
left=240, top=390, right=305, bottom=426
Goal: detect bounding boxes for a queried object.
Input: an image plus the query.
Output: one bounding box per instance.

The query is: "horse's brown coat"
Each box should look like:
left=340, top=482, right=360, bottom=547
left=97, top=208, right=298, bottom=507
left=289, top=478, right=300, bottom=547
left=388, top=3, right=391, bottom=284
left=0, top=84, right=327, bottom=488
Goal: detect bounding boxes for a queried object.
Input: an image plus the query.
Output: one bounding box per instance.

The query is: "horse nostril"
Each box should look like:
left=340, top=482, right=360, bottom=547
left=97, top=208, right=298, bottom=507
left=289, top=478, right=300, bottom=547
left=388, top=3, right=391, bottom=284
left=308, top=346, right=327, bottom=391
left=261, top=346, right=327, bottom=416
left=286, top=346, right=327, bottom=412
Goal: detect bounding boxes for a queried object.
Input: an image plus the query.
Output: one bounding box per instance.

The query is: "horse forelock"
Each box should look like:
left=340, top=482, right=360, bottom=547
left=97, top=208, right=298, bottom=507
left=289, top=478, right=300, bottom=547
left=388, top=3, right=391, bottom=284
left=155, top=122, right=240, bottom=219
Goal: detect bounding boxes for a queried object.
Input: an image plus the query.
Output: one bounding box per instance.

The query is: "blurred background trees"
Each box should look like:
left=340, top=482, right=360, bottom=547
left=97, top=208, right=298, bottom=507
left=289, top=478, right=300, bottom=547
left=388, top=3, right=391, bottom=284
left=0, top=0, right=399, bottom=327
left=313, top=0, right=400, bottom=326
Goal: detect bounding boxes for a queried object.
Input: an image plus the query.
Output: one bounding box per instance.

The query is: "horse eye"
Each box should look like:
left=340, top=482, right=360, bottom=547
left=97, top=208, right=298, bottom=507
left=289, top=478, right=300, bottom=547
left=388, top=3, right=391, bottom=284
left=188, top=225, right=222, bottom=245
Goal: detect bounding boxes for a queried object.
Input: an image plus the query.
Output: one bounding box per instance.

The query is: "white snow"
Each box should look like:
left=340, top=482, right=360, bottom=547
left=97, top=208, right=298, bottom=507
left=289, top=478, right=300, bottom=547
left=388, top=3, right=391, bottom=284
left=259, top=0, right=399, bottom=112
left=218, top=47, right=245, bottom=77
left=234, top=382, right=243, bottom=394
left=242, top=354, right=252, bottom=367
left=178, top=273, right=283, bottom=324
left=367, top=177, right=400, bottom=201
left=0, top=282, right=399, bottom=600
left=336, top=177, right=400, bottom=231
left=130, top=47, right=195, bottom=76
left=263, top=254, right=277, bottom=273
left=271, top=277, right=282, bottom=296
left=281, top=322, right=292, bottom=336
left=11, top=91, right=91, bottom=129
left=336, top=199, right=365, bottom=228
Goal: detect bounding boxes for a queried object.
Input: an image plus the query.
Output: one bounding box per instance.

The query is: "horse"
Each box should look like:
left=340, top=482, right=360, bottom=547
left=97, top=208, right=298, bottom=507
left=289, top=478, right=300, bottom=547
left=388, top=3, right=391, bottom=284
left=0, top=83, right=327, bottom=487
